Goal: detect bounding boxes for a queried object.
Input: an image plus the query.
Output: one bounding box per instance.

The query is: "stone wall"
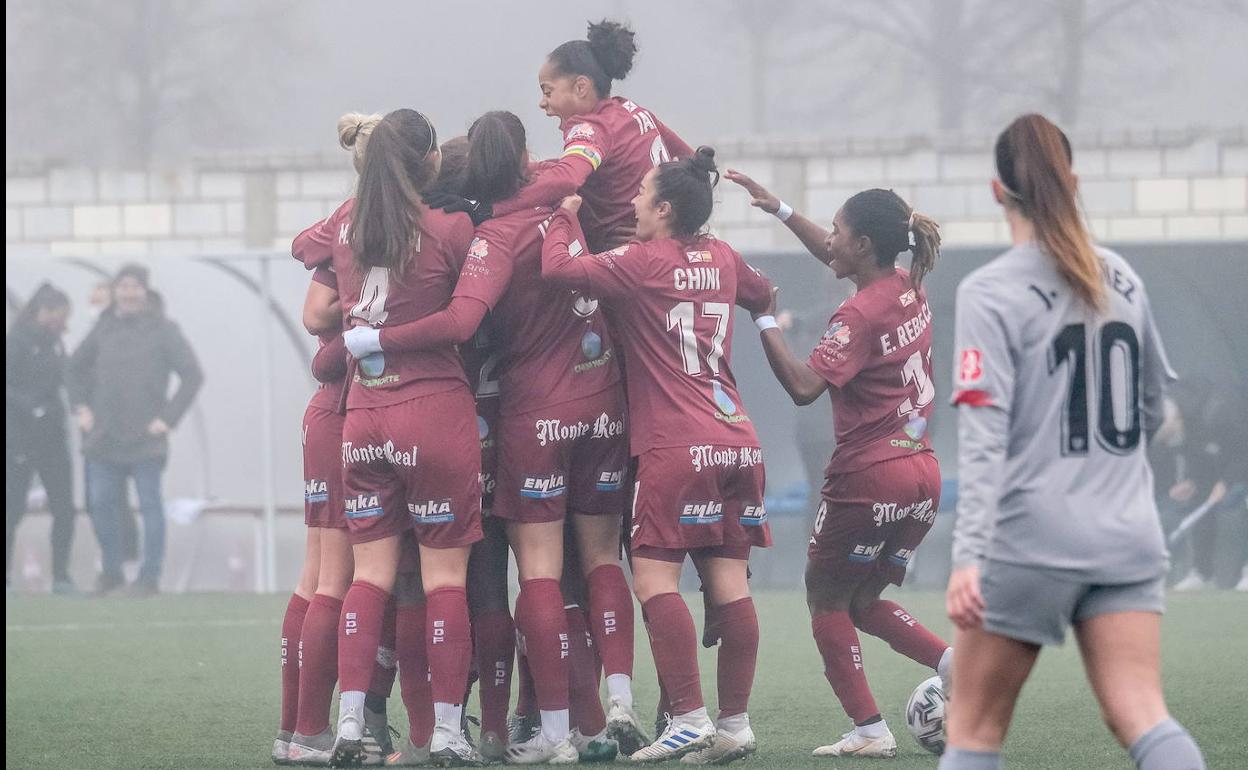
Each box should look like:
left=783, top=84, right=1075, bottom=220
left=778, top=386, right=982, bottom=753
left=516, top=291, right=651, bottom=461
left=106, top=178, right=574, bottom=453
left=7, top=126, right=1246, bottom=258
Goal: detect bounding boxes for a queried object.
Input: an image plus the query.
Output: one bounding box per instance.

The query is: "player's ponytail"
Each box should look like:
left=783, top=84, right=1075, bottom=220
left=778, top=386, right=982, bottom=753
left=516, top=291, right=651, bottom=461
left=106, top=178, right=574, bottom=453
left=432, top=136, right=470, bottom=197
left=464, top=111, right=528, bottom=205
left=549, top=19, right=637, bottom=97
left=349, top=109, right=439, bottom=274
left=995, top=113, right=1105, bottom=311
left=337, top=112, right=384, bottom=174
left=841, top=188, right=941, bottom=289
left=653, top=145, right=719, bottom=239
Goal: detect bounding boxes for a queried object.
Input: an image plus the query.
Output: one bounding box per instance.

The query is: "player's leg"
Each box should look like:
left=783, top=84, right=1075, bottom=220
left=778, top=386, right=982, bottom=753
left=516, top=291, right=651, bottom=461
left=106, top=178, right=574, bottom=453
left=1074, top=599, right=1204, bottom=768
left=274, top=527, right=318, bottom=763
left=938, top=626, right=1039, bottom=769
left=848, top=456, right=951, bottom=691
left=290, top=528, right=352, bottom=764
left=35, top=431, right=78, bottom=594
left=504, top=518, right=577, bottom=763
left=467, top=516, right=513, bottom=762
left=572, top=511, right=643, bottom=752
left=630, top=551, right=716, bottom=762
left=391, top=554, right=435, bottom=766
left=680, top=551, right=758, bottom=766
left=564, top=599, right=617, bottom=762
left=5, top=439, right=35, bottom=591
left=362, top=596, right=398, bottom=762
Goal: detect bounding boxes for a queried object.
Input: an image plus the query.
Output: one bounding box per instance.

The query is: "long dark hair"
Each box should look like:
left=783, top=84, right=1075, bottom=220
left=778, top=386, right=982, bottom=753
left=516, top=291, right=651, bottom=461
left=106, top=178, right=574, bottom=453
left=996, top=114, right=1104, bottom=311
left=548, top=20, right=637, bottom=97
left=841, top=189, right=940, bottom=289
left=348, top=109, right=439, bottom=273
left=464, top=111, right=528, bottom=205
left=653, top=145, right=719, bottom=239
left=432, top=137, right=470, bottom=197
left=14, top=282, right=70, bottom=330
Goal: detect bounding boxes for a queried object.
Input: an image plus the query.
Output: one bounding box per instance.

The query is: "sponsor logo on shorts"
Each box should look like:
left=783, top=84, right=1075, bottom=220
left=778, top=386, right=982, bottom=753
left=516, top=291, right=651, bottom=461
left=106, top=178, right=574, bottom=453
left=848, top=541, right=885, bottom=563
left=305, top=479, right=329, bottom=504
left=535, top=414, right=624, bottom=447
left=345, top=492, right=384, bottom=520
left=680, top=501, right=723, bottom=525
left=689, top=445, right=763, bottom=473
left=740, top=504, right=767, bottom=526
left=342, top=441, right=419, bottom=468
left=872, top=498, right=933, bottom=527
left=597, top=469, right=625, bottom=492
left=408, top=498, right=455, bottom=524
left=889, top=548, right=915, bottom=567
left=522, top=473, right=567, bottom=499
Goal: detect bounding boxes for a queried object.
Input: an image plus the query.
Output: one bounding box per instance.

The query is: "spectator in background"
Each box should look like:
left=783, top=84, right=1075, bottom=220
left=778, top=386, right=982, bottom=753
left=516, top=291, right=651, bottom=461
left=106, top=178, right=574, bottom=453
left=68, top=265, right=203, bottom=596
left=6, top=283, right=78, bottom=595
left=1167, top=379, right=1248, bottom=591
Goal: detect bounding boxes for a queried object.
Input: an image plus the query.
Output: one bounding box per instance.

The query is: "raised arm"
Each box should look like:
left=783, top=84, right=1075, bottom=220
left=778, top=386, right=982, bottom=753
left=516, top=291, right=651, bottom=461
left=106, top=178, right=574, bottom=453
left=540, top=198, right=642, bottom=299
left=724, top=169, right=832, bottom=265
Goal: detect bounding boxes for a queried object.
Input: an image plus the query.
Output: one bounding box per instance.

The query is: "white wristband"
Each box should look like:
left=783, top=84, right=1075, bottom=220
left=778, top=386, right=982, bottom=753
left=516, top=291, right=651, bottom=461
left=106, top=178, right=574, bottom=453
left=755, top=315, right=779, bottom=332
left=774, top=201, right=794, bottom=222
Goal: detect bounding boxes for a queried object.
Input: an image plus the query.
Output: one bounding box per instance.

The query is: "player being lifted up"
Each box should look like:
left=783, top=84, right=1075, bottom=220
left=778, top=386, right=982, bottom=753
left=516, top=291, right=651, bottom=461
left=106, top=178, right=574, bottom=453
left=725, top=171, right=950, bottom=758
left=542, top=147, right=771, bottom=765
left=432, top=19, right=692, bottom=254
left=940, top=114, right=1203, bottom=770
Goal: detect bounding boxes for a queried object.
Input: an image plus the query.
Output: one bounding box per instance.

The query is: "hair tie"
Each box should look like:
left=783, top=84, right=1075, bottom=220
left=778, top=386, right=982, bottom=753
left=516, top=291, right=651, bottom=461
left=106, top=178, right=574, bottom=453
left=416, top=111, right=435, bottom=158
left=907, top=212, right=917, bottom=248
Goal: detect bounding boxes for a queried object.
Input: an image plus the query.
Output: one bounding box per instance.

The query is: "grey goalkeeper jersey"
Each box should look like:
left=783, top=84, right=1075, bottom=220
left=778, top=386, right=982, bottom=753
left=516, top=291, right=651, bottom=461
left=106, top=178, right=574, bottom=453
left=951, top=242, right=1175, bottom=582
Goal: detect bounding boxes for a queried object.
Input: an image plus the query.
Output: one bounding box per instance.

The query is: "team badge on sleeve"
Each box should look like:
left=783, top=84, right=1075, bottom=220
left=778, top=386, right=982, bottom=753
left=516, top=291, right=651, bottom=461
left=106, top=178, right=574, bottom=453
left=566, top=123, right=596, bottom=141
left=958, top=348, right=984, bottom=384
left=899, top=289, right=917, bottom=307
left=825, top=322, right=851, bottom=347
left=468, top=237, right=489, bottom=260
left=685, top=250, right=712, bottom=264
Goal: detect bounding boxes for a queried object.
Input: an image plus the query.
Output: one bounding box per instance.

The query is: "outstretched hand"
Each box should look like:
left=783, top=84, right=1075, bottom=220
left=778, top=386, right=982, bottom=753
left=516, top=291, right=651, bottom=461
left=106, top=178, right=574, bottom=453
left=724, top=169, right=781, bottom=215
left=560, top=195, right=583, bottom=214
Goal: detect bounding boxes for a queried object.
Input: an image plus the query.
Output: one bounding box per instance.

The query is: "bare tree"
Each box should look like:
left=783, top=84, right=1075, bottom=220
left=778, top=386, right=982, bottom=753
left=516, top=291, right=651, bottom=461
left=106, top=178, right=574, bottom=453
left=6, top=0, right=305, bottom=167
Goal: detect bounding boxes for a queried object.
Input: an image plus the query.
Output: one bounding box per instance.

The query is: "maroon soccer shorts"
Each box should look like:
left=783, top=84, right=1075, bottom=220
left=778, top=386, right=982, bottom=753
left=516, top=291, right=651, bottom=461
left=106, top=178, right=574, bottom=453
left=807, top=452, right=941, bottom=586
left=341, top=388, right=483, bottom=548
left=303, top=404, right=347, bottom=529
left=629, top=444, right=771, bottom=555
left=494, top=388, right=629, bottom=524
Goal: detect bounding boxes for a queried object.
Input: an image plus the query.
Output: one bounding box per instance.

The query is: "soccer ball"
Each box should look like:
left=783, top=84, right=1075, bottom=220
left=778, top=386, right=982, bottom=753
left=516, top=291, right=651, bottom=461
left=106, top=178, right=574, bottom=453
left=905, top=675, right=947, bottom=755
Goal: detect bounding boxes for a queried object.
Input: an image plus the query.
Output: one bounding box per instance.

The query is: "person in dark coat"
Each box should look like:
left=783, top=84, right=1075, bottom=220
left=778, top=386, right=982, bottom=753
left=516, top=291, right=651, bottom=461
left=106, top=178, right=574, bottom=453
left=68, top=264, right=203, bottom=596
left=6, top=283, right=78, bottom=595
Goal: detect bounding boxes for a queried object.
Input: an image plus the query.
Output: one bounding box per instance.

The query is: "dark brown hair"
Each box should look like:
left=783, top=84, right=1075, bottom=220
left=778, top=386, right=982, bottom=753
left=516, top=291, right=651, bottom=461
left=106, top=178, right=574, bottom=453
left=995, top=113, right=1104, bottom=310
left=653, top=145, right=719, bottom=239
left=348, top=109, right=438, bottom=273
left=548, top=20, right=636, bottom=97
left=841, top=189, right=940, bottom=289
left=465, top=111, right=528, bottom=205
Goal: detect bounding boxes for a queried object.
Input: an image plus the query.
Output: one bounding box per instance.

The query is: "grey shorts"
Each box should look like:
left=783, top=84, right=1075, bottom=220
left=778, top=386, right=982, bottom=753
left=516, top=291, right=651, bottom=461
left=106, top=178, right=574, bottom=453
left=980, top=560, right=1166, bottom=647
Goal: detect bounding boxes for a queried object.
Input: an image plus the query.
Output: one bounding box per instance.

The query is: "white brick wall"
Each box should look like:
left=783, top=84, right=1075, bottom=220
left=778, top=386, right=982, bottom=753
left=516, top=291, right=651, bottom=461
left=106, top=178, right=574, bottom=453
left=73, top=205, right=122, bottom=237
left=123, top=204, right=171, bottom=237
left=6, top=130, right=1244, bottom=256
left=173, top=203, right=225, bottom=236
left=22, top=206, right=72, bottom=240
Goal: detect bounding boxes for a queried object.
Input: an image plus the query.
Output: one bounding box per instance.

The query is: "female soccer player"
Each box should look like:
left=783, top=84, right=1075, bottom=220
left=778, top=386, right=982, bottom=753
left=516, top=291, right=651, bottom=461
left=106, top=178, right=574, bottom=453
left=941, top=114, right=1203, bottom=770
left=435, top=20, right=691, bottom=255
left=724, top=171, right=949, bottom=758
left=345, top=110, right=636, bottom=763
left=281, top=113, right=399, bottom=767
left=303, top=108, right=484, bottom=767
left=541, top=147, right=771, bottom=764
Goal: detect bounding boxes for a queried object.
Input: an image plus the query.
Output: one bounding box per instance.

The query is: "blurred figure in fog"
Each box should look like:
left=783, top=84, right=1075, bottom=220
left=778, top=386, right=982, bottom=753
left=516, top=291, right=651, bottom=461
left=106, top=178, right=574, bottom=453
left=68, top=264, right=203, bottom=596
left=1166, top=379, right=1248, bottom=591
left=6, top=283, right=78, bottom=596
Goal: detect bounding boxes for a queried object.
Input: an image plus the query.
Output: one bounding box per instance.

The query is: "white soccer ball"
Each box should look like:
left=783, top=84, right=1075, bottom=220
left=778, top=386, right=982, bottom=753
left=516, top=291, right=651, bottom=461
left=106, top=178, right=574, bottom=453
left=905, top=675, right=947, bottom=755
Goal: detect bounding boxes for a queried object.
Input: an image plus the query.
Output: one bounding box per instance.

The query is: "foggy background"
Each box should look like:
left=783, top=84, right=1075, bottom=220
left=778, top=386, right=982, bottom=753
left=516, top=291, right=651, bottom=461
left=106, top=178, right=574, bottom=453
left=6, top=0, right=1248, bottom=593
left=7, top=0, right=1248, bottom=167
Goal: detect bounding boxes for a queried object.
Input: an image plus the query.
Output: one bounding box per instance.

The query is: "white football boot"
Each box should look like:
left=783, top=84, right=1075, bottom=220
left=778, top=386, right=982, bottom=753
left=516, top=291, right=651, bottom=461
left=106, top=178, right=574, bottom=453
left=679, top=715, right=756, bottom=765
left=272, top=731, right=293, bottom=765
left=502, top=730, right=579, bottom=764
left=429, top=724, right=486, bottom=767
left=812, top=726, right=898, bottom=758
left=605, top=696, right=649, bottom=756
left=629, top=712, right=715, bottom=763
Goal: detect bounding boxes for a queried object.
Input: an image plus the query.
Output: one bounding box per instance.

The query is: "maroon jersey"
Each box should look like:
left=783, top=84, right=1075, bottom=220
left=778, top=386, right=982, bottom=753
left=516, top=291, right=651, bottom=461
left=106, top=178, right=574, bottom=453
left=308, top=265, right=346, bottom=412
left=542, top=208, right=772, bottom=456
left=474, top=206, right=621, bottom=416
left=296, top=199, right=476, bottom=409
left=498, top=97, right=694, bottom=251
left=807, top=269, right=936, bottom=476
